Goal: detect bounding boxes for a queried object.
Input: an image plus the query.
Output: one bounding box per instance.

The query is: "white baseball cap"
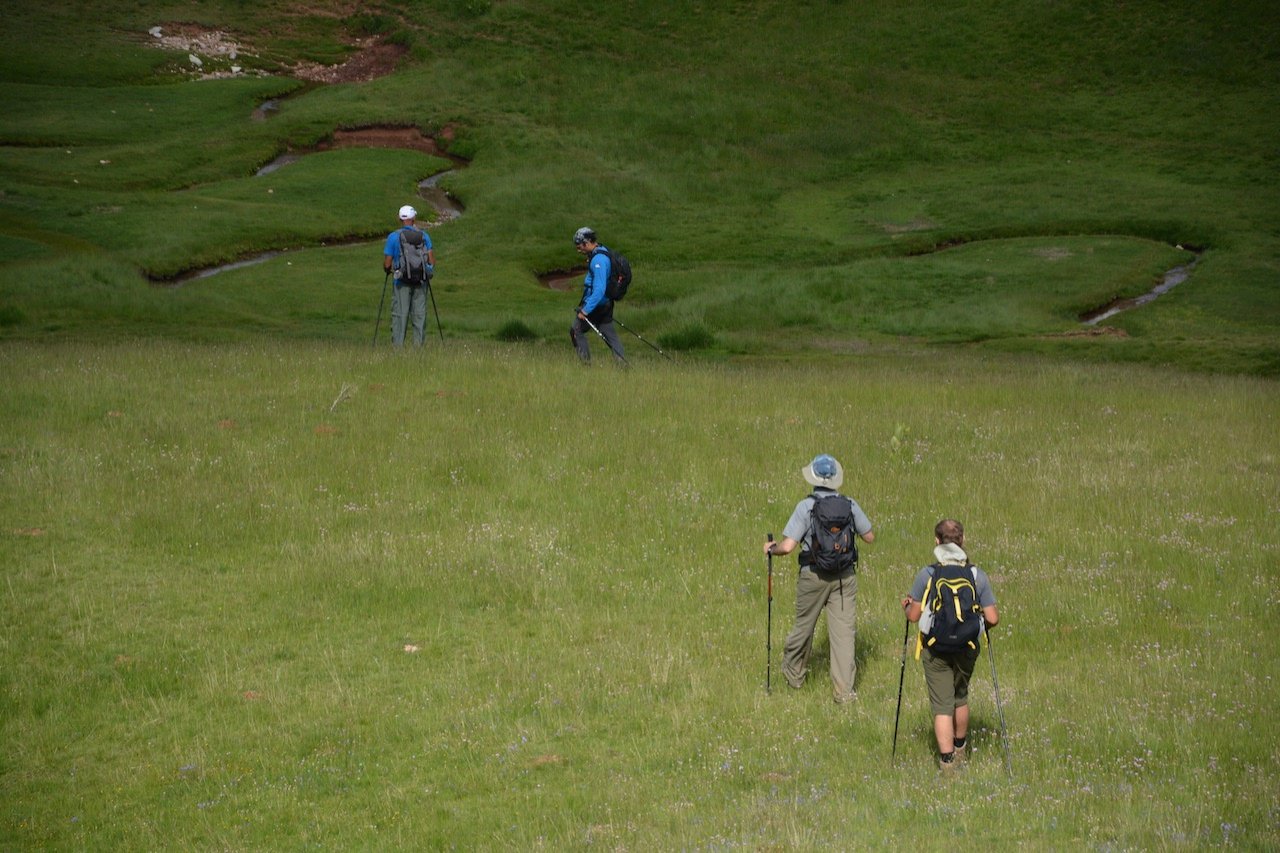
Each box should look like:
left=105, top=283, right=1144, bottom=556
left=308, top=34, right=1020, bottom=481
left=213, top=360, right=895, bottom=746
left=398, top=205, right=417, bottom=220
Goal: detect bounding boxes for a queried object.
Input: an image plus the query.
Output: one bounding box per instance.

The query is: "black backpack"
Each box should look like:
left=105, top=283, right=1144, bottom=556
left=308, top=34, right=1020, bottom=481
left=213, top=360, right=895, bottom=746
left=593, top=247, right=632, bottom=301
left=920, top=563, right=983, bottom=654
left=397, top=228, right=432, bottom=285
left=804, top=493, right=858, bottom=573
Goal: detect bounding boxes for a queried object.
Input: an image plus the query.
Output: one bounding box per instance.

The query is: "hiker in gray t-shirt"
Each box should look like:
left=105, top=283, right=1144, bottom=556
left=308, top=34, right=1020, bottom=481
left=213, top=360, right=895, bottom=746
left=901, top=518, right=1000, bottom=771
left=764, top=454, right=874, bottom=704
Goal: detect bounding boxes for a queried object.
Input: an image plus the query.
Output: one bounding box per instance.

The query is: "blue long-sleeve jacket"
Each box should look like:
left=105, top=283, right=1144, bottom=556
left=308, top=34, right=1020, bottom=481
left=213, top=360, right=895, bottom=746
left=580, top=248, right=612, bottom=315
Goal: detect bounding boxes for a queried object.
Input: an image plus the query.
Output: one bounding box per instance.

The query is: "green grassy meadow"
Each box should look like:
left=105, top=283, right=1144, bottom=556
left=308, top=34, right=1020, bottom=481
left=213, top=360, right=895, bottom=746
left=2, top=343, right=1278, bottom=848
left=2, top=0, right=1279, bottom=848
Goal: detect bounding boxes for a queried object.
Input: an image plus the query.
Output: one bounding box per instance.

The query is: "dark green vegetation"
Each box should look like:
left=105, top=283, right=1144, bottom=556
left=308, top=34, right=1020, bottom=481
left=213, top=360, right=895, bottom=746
left=0, top=0, right=1277, bottom=372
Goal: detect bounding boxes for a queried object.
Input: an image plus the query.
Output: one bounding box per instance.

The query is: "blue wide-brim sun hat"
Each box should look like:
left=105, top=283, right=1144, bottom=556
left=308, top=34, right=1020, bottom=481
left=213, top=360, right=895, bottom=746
left=802, top=454, right=844, bottom=489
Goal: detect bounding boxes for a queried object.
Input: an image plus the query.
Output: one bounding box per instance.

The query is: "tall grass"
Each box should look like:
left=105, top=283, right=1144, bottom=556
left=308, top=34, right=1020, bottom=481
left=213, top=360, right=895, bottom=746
left=2, top=341, right=1276, bottom=847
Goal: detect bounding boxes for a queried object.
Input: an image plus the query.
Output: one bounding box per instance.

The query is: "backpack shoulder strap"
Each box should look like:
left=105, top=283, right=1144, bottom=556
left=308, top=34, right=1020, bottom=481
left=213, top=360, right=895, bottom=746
left=594, top=247, right=614, bottom=275
left=805, top=491, right=820, bottom=532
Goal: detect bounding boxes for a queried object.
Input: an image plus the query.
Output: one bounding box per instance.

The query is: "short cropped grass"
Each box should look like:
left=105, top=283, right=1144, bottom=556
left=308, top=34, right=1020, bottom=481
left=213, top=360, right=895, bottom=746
left=1, top=0, right=1278, bottom=373
left=1, top=342, right=1276, bottom=848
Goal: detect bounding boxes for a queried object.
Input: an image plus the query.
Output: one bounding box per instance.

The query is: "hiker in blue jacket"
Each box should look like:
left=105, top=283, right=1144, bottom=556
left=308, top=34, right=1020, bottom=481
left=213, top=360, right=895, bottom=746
left=569, top=227, right=624, bottom=363
left=382, top=205, right=435, bottom=346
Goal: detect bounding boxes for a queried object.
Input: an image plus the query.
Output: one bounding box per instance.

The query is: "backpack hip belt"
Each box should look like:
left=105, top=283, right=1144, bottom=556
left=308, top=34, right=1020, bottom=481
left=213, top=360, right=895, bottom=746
left=797, top=553, right=856, bottom=575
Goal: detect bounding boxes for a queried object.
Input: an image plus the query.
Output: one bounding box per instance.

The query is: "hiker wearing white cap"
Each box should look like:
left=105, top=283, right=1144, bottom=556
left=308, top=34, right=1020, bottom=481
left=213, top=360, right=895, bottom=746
left=382, top=205, right=435, bottom=346
left=763, top=454, right=875, bottom=703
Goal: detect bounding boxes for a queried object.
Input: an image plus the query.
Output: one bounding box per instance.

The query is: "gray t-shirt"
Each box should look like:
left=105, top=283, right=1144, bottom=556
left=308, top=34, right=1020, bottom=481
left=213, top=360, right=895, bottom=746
left=908, top=563, right=997, bottom=607
left=781, top=488, right=872, bottom=566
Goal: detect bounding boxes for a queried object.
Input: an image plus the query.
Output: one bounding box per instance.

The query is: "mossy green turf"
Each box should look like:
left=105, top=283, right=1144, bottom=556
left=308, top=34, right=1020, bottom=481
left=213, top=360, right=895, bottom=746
left=1, top=342, right=1277, bottom=848
left=0, top=0, right=1278, bottom=372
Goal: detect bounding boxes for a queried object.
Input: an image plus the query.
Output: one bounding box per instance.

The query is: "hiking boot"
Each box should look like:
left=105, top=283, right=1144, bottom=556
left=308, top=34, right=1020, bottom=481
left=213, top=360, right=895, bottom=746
left=833, top=690, right=856, bottom=705
left=937, top=752, right=960, bottom=776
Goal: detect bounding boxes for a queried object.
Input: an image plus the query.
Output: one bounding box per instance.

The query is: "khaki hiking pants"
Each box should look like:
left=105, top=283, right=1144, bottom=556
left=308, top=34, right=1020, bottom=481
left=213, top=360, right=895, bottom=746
left=782, top=569, right=857, bottom=702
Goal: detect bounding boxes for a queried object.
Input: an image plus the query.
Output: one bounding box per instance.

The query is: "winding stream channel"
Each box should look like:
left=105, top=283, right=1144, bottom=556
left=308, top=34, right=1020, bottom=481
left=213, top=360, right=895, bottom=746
left=1079, top=254, right=1199, bottom=325
left=175, top=114, right=1200, bottom=325
left=163, top=122, right=466, bottom=284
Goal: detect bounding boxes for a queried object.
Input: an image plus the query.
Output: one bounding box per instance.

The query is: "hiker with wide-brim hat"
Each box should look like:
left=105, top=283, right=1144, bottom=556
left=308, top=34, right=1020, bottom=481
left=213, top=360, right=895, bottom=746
left=763, top=454, right=875, bottom=704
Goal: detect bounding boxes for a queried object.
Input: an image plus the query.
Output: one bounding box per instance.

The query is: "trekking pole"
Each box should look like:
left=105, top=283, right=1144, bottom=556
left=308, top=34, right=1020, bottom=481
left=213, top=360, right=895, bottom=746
left=766, top=533, right=774, bottom=694
left=984, top=622, right=1013, bottom=778
left=580, top=313, right=629, bottom=364
left=372, top=271, right=390, bottom=348
left=615, top=318, right=674, bottom=362
left=891, top=617, right=910, bottom=766
left=426, top=278, right=444, bottom=344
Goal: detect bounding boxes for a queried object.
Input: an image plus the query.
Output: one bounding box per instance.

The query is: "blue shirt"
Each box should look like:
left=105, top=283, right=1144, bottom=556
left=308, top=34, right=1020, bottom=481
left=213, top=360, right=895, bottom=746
left=383, top=225, right=433, bottom=282
left=581, top=247, right=612, bottom=315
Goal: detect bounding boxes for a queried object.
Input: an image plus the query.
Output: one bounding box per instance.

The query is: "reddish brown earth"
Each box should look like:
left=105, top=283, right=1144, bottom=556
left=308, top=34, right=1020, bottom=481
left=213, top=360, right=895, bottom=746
left=317, top=125, right=460, bottom=161
left=145, top=22, right=406, bottom=83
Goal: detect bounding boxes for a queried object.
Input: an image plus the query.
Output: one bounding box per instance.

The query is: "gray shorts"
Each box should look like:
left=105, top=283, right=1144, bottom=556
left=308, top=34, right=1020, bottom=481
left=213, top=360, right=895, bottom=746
left=921, top=646, right=979, bottom=717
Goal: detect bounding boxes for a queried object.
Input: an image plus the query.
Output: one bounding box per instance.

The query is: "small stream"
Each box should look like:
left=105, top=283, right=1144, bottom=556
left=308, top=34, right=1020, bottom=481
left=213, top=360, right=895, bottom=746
left=174, top=109, right=1202, bottom=321
left=179, top=250, right=284, bottom=282
left=159, top=126, right=466, bottom=284
left=1080, top=254, right=1199, bottom=325
left=417, top=170, right=464, bottom=222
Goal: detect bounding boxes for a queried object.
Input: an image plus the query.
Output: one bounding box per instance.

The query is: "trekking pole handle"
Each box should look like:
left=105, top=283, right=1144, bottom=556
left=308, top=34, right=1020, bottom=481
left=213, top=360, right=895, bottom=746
left=766, top=534, right=774, bottom=595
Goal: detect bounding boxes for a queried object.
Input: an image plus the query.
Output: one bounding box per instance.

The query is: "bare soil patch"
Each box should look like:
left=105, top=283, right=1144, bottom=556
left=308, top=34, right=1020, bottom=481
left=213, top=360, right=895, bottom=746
left=291, top=39, right=407, bottom=84
left=317, top=125, right=462, bottom=162
left=143, top=22, right=405, bottom=83
left=538, top=269, right=585, bottom=292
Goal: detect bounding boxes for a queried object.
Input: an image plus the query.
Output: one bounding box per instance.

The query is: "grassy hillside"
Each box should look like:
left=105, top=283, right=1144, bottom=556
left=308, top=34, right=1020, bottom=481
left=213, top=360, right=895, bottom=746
left=0, top=0, right=1277, bottom=372
left=1, top=342, right=1277, bottom=848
